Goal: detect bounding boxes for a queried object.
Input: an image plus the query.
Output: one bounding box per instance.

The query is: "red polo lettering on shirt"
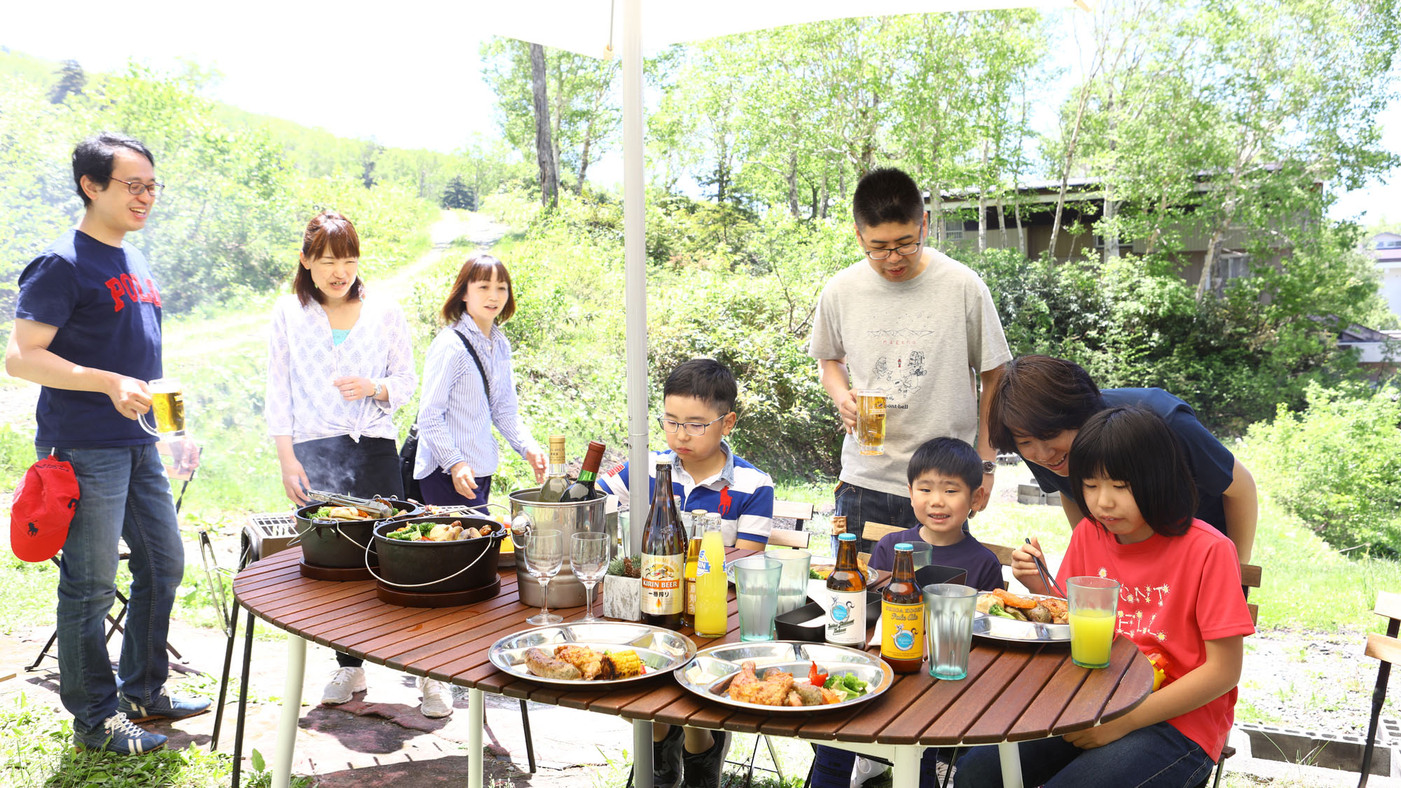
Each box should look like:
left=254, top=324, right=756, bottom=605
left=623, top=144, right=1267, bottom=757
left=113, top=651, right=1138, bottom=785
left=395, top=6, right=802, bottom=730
left=719, top=485, right=732, bottom=515
left=105, top=277, right=127, bottom=311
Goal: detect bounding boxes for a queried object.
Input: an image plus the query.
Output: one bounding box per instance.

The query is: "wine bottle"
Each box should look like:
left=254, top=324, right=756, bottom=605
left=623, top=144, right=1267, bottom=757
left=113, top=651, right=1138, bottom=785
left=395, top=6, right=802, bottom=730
left=881, top=543, right=924, bottom=673
left=539, top=435, right=568, bottom=501
left=641, top=458, right=687, bottom=629
left=825, top=532, right=867, bottom=646
left=560, top=440, right=607, bottom=502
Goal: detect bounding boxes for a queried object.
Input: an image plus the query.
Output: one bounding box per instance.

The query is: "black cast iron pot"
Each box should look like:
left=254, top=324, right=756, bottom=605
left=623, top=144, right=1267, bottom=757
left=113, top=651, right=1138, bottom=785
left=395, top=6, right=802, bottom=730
left=293, top=498, right=422, bottom=569
left=372, top=516, right=506, bottom=594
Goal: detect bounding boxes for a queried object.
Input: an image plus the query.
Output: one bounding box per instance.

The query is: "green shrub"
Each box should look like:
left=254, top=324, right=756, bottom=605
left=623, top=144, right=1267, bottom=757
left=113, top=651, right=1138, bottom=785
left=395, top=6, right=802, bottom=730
left=1244, top=381, right=1401, bottom=556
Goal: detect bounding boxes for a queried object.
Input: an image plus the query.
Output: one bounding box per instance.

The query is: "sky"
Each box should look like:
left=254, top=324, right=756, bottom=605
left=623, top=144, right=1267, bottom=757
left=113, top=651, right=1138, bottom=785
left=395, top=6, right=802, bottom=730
left=5, top=5, right=1397, bottom=228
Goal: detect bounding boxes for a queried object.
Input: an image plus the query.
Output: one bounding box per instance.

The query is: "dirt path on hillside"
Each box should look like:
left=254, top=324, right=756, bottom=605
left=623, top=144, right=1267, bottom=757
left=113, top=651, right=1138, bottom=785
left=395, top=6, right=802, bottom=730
left=0, top=211, right=508, bottom=429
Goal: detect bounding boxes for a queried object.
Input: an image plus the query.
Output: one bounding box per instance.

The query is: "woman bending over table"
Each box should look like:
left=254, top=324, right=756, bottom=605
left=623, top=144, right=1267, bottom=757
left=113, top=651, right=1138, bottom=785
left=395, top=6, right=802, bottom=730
left=954, top=406, right=1255, bottom=787
left=264, top=211, right=449, bottom=718
left=412, top=252, right=544, bottom=507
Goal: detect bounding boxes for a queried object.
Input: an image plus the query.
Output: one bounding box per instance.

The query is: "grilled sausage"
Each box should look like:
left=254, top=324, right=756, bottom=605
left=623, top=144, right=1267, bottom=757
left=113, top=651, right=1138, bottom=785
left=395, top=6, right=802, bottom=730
left=524, top=647, right=582, bottom=680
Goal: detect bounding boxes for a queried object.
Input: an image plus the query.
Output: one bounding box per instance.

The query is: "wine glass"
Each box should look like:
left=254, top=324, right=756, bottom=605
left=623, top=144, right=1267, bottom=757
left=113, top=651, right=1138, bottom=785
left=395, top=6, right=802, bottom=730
left=523, top=529, right=564, bottom=625
left=571, top=532, right=610, bottom=623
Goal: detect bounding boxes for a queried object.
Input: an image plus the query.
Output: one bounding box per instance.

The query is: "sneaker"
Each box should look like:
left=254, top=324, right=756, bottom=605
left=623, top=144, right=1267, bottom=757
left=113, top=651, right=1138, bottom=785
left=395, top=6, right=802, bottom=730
left=321, top=666, right=367, bottom=705
left=650, top=723, right=684, bottom=788
left=682, top=730, right=732, bottom=788
left=74, top=712, right=167, bottom=755
left=118, top=689, right=211, bottom=723
left=851, top=756, right=889, bottom=788
left=418, top=677, right=453, bottom=718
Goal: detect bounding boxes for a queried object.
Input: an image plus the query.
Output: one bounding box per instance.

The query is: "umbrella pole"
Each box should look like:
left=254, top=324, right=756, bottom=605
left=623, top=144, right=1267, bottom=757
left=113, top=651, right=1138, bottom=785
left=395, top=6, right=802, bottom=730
left=623, top=0, right=649, bottom=557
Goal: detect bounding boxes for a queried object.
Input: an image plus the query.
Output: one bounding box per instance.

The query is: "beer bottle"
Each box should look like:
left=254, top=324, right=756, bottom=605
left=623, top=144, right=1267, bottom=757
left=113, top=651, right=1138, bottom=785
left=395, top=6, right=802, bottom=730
left=641, top=459, right=686, bottom=629
left=560, top=440, right=607, bottom=502
left=881, top=543, right=924, bottom=673
left=539, top=436, right=569, bottom=501
left=825, top=532, right=867, bottom=646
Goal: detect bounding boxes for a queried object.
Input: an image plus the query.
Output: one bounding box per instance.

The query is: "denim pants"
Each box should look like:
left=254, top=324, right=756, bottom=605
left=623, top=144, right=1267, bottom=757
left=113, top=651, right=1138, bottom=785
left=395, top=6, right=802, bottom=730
left=809, top=745, right=952, bottom=788
left=952, top=722, right=1215, bottom=788
left=833, top=481, right=922, bottom=554
left=42, top=443, right=185, bottom=738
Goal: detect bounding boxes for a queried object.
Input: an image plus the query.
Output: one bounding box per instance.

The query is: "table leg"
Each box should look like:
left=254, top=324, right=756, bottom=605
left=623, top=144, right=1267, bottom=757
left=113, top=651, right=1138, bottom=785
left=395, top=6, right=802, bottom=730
left=996, top=742, right=1023, bottom=788
left=469, top=688, right=484, bottom=788
left=892, top=745, right=921, bottom=788
left=273, top=634, right=306, bottom=788
left=633, top=720, right=654, bottom=788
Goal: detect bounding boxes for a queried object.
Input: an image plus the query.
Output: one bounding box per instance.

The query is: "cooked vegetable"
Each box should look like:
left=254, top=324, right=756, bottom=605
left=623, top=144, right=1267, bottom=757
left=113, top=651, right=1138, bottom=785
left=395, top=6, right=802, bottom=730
left=600, top=650, right=643, bottom=679
left=822, top=673, right=868, bottom=701
left=808, top=660, right=828, bottom=688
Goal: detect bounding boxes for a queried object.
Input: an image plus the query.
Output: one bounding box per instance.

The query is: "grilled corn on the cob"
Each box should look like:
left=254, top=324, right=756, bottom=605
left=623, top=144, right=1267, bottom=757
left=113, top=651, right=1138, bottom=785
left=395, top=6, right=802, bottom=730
left=600, top=649, right=643, bottom=680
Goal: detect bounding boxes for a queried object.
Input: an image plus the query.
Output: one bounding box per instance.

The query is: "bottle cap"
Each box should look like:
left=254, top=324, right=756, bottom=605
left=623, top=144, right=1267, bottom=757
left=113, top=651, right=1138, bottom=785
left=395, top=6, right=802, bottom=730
left=838, top=533, right=856, bottom=542
left=895, top=542, right=912, bottom=551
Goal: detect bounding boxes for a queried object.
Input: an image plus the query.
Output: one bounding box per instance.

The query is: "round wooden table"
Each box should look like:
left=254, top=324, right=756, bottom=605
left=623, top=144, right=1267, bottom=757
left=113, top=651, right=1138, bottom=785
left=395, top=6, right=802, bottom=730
left=234, top=547, right=1152, bottom=788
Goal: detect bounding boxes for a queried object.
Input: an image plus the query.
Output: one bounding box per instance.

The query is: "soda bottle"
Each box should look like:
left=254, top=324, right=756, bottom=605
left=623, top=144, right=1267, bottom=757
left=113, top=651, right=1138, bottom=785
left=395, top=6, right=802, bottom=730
left=881, top=543, right=924, bottom=672
left=825, top=532, right=867, bottom=646
left=694, top=512, right=728, bottom=637
left=684, top=509, right=706, bottom=626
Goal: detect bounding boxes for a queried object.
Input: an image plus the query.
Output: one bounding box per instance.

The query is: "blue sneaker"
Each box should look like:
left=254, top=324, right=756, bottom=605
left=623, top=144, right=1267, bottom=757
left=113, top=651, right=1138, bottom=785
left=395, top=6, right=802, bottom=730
left=75, top=712, right=167, bottom=755
left=118, top=689, right=211, bottom=723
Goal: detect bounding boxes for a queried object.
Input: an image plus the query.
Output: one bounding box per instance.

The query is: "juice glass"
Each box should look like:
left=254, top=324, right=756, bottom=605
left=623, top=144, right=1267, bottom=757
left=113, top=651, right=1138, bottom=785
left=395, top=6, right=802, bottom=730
left=1068, top=576, right=1120, bottom=669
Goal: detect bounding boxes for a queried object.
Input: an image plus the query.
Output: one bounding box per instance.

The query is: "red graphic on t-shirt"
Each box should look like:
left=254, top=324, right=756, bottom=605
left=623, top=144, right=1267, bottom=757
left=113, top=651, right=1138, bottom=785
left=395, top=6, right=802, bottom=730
left=718, top=485, right=732, bottom=515
left=105, top=275, right=163, bottom=312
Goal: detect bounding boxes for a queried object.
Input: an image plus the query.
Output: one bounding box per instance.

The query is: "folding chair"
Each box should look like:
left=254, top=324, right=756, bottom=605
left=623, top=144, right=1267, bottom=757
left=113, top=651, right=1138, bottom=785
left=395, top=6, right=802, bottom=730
left=26, top=442, right=198, bottom=672
left=1359, top=591, right=1401, bottom=788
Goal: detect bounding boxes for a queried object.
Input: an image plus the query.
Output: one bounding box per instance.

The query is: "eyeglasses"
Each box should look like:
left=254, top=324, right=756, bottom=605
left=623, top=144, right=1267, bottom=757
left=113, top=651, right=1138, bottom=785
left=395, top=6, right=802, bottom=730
left=657, top=414, right=728, bottom=436
left=108, top=177, right=165, bottom=197
left=860, top=230, right=924, bottom=261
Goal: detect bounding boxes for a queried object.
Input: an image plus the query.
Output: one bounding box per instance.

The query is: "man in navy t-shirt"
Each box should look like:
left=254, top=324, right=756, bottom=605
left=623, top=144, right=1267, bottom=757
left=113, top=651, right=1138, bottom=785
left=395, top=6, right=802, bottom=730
left=6, top=133, right=208, bottom=755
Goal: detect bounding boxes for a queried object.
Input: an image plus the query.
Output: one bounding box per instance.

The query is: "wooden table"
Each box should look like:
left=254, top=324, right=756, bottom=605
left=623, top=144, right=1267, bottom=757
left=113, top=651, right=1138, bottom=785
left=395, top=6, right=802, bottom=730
left=233, top=547, right=1152, bottom=788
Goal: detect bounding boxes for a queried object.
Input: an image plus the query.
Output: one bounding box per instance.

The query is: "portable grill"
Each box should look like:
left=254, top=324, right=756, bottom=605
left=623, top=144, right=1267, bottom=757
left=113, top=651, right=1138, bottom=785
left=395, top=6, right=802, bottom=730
left=240, top=513, right=299, bottom=569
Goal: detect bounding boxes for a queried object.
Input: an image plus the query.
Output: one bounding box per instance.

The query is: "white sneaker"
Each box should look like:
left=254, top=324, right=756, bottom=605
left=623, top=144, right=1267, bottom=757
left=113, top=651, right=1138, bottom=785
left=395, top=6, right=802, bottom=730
left=321, top=667, right=367, bottom=705
left=851, top=755, right=889, bottom=788
left=419, top=677, right=453, bottom=718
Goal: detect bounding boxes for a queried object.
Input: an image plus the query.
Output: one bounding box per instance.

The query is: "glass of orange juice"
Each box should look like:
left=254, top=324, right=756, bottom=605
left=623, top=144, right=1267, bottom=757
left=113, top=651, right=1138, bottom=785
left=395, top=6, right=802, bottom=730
left=1067, top=576, right=1120, bottom=669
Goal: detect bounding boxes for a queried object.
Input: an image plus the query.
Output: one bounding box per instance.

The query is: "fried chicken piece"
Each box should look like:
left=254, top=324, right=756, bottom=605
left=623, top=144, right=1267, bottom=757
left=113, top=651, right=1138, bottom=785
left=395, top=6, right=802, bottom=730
left=726, top=661, right=795, bottom=706
left=554, top=645, right=604, bottom=680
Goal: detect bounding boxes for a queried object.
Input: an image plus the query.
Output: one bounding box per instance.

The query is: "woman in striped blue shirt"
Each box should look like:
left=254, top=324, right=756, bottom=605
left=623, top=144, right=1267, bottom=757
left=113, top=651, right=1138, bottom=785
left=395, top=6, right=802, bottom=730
left=413, top=253, right=545, bottom=507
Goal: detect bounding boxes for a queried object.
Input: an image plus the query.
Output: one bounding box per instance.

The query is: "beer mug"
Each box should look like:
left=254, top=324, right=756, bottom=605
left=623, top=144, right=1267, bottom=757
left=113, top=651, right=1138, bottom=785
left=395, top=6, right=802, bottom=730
left=855, top=389, right=886, bottom=456
left=139, top=378, right=186, bottom=439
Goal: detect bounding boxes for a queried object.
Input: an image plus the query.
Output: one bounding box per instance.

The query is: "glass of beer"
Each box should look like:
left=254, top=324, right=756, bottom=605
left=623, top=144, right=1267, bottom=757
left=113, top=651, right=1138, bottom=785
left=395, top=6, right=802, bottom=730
left=856, top=389, right=887, bottom=455
left=140, top=378, right=186, bottom=439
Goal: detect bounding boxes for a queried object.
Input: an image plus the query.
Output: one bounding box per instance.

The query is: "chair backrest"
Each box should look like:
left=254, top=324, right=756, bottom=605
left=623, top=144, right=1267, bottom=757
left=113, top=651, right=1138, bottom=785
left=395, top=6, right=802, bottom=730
left=1241, top=563, right=1262, bottom=626
left=766, top=528, right=812, bottom=549
left=979, top=541, right=1017, bottom=568
left=772, top=499, right=814, bottom=531
left=1364, top=591, right=1401, bottom=666
left=857, top=521, right=904, bottom=567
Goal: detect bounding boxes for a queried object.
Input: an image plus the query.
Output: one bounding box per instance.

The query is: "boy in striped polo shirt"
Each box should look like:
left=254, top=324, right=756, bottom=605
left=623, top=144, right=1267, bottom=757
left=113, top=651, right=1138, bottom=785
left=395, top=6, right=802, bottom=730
left=598, top=357, right=773, bottom=787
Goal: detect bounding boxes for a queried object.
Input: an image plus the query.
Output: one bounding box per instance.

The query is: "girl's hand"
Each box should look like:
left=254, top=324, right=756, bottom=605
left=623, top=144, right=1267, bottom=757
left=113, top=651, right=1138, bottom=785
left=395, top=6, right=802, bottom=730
left=525, top=448, right=546, bottom=483
left=1011, top=536, right=1050, bottom=594
left=1064, top=715, right=1133, bottom=749
left=280, top=457, right=312, bottom=505
left=333, top=376, right=372, bottom=400
left=450, top=462, right=479, bottom=498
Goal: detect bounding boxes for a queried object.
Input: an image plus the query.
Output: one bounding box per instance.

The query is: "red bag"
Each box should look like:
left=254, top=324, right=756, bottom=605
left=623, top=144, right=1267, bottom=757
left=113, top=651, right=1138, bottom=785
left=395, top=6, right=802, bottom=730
left=10, top=455, right=80, bottom=562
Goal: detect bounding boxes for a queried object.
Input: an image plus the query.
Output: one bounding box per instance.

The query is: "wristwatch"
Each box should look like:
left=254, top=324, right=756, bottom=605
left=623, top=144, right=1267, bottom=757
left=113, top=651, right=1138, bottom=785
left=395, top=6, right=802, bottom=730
left=370, top=381, right=383, bottom=400
left=982, top=460, right=997, bottom=474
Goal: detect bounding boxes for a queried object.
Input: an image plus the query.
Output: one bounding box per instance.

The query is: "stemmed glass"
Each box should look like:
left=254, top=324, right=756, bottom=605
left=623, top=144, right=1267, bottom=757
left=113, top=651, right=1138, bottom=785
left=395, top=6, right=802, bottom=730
left=523, top=529, right=564, bottom=625
left=571, top=532, right=610, bottom=623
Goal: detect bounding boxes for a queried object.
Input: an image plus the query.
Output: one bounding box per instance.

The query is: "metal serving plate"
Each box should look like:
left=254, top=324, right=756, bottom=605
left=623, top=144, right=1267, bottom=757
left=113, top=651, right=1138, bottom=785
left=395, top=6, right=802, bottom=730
left=973, top=593, right=1071, bottom=643
left=489, top=622, right=696, bottom=687
left=676, top=641, right=894, bottom=713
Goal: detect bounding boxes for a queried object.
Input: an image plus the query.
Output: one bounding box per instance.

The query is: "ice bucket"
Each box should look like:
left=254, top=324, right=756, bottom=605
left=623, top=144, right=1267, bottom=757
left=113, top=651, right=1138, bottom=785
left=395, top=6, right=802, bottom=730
left=510, top=488, right=607, bottom=608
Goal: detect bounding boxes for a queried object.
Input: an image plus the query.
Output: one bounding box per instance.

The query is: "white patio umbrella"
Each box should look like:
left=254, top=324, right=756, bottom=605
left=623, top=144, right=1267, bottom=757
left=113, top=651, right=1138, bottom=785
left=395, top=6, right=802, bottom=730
left=472, top=0, right=1090, bottom=552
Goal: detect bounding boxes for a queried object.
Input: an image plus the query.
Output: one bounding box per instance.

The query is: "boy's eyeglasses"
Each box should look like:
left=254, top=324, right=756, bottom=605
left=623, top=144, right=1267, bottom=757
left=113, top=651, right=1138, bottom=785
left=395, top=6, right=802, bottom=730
left=657, top=414, right=728, bottom=436
left=860, top=229, right=924, bottom=261
left=108, top=177, right=165, bottom=197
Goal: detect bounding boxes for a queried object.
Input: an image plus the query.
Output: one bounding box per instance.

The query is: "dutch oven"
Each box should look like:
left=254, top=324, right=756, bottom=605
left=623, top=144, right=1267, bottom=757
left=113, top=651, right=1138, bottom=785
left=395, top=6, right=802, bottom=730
left=294, top=498, right=422, bottom=569
left=372, top=515, right=506, bottom=595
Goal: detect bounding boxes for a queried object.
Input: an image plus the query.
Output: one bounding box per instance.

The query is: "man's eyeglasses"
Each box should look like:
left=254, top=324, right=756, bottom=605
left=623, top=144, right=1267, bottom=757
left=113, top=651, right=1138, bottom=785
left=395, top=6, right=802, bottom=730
left=109, top=177, right=165, bottom=197
left=860, top=229, right=924, bottom=261
left=657, top=414, right=728, bottom=436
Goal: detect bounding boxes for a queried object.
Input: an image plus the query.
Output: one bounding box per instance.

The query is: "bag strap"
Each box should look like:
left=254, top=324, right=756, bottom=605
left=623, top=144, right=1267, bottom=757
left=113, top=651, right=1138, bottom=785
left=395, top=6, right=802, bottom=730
left=452, top=329, right=490, bottom=405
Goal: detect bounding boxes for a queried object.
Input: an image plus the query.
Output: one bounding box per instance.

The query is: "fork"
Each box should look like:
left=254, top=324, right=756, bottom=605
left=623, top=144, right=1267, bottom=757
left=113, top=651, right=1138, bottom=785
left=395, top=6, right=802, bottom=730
left=1025, top=538, right=1065, bottom=597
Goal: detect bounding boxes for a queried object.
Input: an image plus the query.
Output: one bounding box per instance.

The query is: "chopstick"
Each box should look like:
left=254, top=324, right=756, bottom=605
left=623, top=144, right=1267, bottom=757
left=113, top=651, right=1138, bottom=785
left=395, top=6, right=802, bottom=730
left=1025, top=538, right=1065, bottom=597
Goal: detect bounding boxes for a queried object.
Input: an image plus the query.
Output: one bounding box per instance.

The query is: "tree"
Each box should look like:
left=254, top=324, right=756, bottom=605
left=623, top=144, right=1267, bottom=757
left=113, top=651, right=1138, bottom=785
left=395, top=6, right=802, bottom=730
left=48, top=59, right=86, bottom=104
left=441, top=175, right=478, bottom=210
left=529, top=43, right=559, bottom=208
left=360, top=140, right=383, bottom=189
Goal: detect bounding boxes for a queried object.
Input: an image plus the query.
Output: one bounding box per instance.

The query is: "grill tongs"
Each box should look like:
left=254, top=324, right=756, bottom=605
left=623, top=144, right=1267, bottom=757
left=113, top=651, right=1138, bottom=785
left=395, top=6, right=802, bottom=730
left=304, top=489, right=395, bottom=520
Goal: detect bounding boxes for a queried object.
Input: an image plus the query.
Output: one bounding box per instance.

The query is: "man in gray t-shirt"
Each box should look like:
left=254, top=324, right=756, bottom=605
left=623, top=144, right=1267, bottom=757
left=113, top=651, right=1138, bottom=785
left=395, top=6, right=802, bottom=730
left=808, top=167, right=1011, bottom=552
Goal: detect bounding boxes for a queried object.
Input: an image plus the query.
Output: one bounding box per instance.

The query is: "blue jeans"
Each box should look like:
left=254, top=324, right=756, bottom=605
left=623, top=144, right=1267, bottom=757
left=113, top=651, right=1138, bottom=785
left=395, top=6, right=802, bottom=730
left=42, top=444, right=185, bottom=738
left=952, top=722, right=1215, bottom=788
left=810, top=745, right=952, bottom=788
left=834, top=481, right=922, bottom=555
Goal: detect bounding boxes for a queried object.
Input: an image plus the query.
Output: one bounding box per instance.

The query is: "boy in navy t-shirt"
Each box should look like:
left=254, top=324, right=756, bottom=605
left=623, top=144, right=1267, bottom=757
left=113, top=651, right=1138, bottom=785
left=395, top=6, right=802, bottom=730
left=7, top=133, right=207, bottom=755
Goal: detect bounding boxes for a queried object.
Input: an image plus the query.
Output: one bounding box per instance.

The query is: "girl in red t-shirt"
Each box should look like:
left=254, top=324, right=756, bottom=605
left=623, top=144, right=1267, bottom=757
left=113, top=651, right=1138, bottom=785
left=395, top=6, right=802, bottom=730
left=954, top=406, right=1254, bottom=788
